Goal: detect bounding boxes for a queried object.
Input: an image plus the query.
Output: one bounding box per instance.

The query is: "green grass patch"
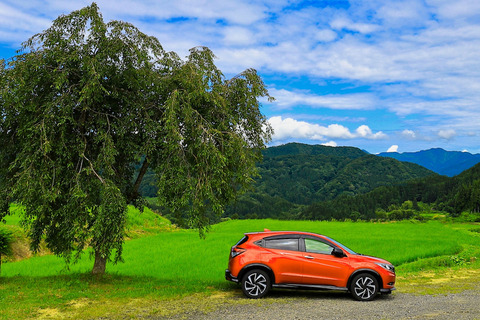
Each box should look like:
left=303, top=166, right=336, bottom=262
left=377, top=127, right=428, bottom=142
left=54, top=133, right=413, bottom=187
left=2, top=203, right=24, bottom=226
left=125, top=206, right=177, bottom=238
left=3, top=219, right=478, bottom=278
left=1, top=216, right=479, bottom=319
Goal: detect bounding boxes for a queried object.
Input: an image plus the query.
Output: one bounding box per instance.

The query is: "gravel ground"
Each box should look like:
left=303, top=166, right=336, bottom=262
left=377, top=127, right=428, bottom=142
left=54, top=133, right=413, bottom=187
left=164, top=285, right=480, bottom=320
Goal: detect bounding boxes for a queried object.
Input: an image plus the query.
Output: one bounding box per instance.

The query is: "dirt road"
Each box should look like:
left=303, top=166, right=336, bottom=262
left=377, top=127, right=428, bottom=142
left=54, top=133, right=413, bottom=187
left=162, top=285, right=480, bottom=320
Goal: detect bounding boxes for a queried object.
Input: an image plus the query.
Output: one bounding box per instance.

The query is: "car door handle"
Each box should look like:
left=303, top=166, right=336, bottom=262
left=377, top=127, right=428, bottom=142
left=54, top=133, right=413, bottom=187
left=304, top=255, right=314, bottom=259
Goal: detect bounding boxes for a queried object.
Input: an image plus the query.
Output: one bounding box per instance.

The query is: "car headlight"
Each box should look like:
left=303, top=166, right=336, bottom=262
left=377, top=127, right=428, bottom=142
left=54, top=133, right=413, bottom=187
left=376, top=263, right=395, bottom=273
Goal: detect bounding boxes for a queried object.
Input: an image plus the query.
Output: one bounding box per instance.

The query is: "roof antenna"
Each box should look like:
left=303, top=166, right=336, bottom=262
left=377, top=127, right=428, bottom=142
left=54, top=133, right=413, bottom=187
left=264, top=228, right=271, bottom=232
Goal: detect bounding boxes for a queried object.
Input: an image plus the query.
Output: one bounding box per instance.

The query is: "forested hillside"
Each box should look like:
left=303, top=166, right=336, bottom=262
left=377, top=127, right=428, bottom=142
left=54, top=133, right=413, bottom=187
left=301, top=162, right=480, bottom=221
left=140, top=143, right=480, bottom=223
left=223, top=143, right=435, bottom=219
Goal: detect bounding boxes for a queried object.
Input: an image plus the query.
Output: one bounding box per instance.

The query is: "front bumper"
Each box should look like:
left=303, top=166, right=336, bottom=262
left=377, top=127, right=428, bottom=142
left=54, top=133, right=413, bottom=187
left=225, top=269, right=239, bottom=283
left=380, top=287, right=395, bottom=294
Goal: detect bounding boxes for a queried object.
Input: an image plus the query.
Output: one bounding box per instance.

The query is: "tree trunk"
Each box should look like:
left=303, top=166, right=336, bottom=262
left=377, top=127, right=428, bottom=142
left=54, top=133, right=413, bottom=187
left=128, top=157, right=149, bottom=204
left=92, top=250, right=107, bottom=275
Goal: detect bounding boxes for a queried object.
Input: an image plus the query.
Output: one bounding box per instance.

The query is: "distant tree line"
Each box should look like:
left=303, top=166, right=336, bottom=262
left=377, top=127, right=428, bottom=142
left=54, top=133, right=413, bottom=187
left=300, top=164, right=480, bottom=221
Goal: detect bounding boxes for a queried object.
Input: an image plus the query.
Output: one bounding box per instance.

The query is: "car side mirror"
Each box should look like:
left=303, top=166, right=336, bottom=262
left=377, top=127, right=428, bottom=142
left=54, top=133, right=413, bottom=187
left=332, top=247, right=345, bottom=258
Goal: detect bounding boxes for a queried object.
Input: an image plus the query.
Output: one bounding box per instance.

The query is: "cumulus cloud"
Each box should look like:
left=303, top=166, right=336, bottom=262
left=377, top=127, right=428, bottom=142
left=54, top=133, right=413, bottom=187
left=438, top=129, right=456, bottom=139
left=322, top=141, right=338, bottom=147
left=401, top=129, right=416, bottom=139
left=268, top=116, right=387, bottom=142
left=387, top=145, right=399, bottom=152
left=356, top=125, right=387, bottom=139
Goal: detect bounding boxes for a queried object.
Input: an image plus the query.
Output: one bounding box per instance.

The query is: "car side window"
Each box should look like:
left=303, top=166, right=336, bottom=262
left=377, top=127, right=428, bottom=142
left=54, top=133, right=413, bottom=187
left=305, top=238, right=334, bottom=255
left=264, top=238, right=299, bottom=251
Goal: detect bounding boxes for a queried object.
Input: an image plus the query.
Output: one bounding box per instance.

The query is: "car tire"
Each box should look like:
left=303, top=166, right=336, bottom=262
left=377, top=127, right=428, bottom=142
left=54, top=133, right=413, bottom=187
left=350, top=273, right=379, bottom=301
left=241, top=269, right=270, bottom=299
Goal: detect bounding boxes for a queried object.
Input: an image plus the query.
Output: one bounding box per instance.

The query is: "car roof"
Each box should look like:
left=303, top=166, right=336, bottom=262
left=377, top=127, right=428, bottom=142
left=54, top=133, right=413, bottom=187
left=244, top=230, right=324, bottom=237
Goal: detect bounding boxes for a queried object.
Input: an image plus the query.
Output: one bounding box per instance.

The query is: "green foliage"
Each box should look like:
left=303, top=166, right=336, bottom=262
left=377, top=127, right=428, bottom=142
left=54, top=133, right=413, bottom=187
left=261, top=142, right=367, bottom=158
left=470, top=227, right=480, bottom=233
left=0, top=228, right=13, bottom=256
left=0, top=227, right=13, bottom=275
left=0, top=4, right=271, bottom=272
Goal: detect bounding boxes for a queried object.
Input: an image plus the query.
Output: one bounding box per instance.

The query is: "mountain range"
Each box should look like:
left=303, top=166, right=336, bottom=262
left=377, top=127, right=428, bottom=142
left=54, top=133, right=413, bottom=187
left=139, top=143, right=480, bottom=222
left=224, top=143, right=435, bottom=219
left=377, top=148, right=480, bottom=177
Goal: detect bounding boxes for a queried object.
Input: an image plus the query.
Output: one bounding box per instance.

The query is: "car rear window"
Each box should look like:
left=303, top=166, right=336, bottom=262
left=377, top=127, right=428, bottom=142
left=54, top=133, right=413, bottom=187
left=235, top=236, right=248, bottom=246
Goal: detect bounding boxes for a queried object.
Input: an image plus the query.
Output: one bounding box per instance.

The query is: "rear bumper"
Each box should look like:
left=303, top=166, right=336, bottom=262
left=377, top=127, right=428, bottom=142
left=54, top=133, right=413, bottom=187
left=225, top=269, right=239, bottom=283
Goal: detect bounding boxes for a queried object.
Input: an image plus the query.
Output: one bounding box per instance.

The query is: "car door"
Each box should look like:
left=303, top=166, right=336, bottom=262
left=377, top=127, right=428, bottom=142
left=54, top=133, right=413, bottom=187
left=260, top=236, right=305, bottom=284
left=300, top=237, right=352, bottom=288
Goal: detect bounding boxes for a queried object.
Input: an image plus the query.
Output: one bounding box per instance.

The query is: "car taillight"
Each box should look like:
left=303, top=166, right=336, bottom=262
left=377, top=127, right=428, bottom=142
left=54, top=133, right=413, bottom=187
left=230, top=246, right=246, bottom=258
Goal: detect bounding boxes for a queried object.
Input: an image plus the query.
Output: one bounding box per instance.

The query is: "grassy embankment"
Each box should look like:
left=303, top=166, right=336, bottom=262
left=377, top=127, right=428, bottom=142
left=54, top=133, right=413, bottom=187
left=0, top=206, right=479, bottom=319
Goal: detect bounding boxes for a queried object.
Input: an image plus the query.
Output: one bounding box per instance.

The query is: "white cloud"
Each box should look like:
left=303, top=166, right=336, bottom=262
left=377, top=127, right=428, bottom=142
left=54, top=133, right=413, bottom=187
left=387, top=145, right=399, bottom=152
left=322, top=141, right=338, bottom=147
left=268, top=116, right=387, bottom=142
left=438, top=129, right=456, bottom=139
left=267, top=88, right=377, bottom=110
left=1, top=0, right=480, bottom=150
left=356, top=125, right=387, bottom=139
left=401, top=129, right=416, bottom=139
left=0, top=2, right=51, bottom=41
left=223, top=26, right=256, bottom=46
left=431, top=0, right=480, bottom=20
left=315, top=29, right=337, bottom=42
left=330, top=16, right=379, bottom=34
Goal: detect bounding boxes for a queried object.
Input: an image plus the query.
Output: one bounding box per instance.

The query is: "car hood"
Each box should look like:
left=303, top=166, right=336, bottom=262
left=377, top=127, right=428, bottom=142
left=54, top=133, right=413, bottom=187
left=352, top=254, right=392, bottom=265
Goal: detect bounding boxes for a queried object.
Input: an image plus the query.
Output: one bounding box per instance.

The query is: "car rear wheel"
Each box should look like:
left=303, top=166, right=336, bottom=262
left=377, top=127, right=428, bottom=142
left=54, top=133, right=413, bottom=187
left=350, top=273, right=379, bottom=301
left=241, top=269, right=270, bottom=299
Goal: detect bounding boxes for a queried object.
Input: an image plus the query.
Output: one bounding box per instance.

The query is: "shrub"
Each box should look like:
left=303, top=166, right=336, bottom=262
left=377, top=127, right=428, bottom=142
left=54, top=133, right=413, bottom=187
left=0, top=228, right=14, bottom=275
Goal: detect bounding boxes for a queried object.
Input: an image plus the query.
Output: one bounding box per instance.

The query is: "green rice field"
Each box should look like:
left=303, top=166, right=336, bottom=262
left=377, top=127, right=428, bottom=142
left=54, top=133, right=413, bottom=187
left=1, top=207, right=479, bottom=319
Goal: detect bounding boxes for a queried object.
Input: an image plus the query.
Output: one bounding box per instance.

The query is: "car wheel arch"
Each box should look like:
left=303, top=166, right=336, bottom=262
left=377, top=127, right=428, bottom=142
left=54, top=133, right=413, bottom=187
left=238, top=264, right=276, bottom=286
left=347, top=269, right=383, bottom=291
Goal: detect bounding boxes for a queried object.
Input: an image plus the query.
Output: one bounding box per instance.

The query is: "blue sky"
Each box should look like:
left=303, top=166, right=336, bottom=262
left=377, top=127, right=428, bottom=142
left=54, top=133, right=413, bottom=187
left=1, top=0, right=480, bottom=154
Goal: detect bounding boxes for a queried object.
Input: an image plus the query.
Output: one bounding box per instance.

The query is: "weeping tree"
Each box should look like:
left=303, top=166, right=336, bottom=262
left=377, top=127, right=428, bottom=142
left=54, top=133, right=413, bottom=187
left=0, top=3, right=272, bottom=274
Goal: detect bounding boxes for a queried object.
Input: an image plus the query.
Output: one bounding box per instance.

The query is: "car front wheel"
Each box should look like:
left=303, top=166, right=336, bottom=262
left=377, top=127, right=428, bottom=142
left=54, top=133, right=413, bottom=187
left=350, top=273, right=379, bottom=301
left=241, top=269, right=270, bottom=299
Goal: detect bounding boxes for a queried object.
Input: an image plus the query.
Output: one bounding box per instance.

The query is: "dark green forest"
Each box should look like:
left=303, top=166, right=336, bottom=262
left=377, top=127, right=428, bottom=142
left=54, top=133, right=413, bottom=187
left=301, top=163, right=480, bottom=221
left=139, top=143, right=480, bottom=225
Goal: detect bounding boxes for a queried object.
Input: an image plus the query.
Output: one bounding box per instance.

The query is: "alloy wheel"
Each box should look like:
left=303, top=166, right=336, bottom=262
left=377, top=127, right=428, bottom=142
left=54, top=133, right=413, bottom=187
left=242, top=270, right=270, bottom=298
left=352, top=274, right=378, bottom=301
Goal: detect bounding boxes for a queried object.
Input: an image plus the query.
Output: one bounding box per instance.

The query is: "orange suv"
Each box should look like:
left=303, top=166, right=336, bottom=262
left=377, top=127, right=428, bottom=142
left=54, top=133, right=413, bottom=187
left=225, top=230, right=395, bottom=301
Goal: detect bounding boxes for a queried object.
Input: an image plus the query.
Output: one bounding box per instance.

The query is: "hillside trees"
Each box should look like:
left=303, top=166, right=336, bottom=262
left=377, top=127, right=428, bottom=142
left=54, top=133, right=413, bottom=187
left=223, top=145, right=434, bottom=220
left=0, top=4, right=272, bottom=274
left=300, top=163, right=480, bottom=222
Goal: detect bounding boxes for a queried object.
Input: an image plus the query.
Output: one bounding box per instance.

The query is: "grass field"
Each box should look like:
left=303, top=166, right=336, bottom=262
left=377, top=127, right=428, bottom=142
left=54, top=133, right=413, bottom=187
left=1, top=208, right=480, bottom=319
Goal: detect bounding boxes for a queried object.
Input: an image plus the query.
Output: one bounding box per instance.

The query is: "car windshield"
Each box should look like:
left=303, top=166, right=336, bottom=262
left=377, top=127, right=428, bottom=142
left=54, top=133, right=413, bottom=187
left=324, top=236, right=357, bottom=255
